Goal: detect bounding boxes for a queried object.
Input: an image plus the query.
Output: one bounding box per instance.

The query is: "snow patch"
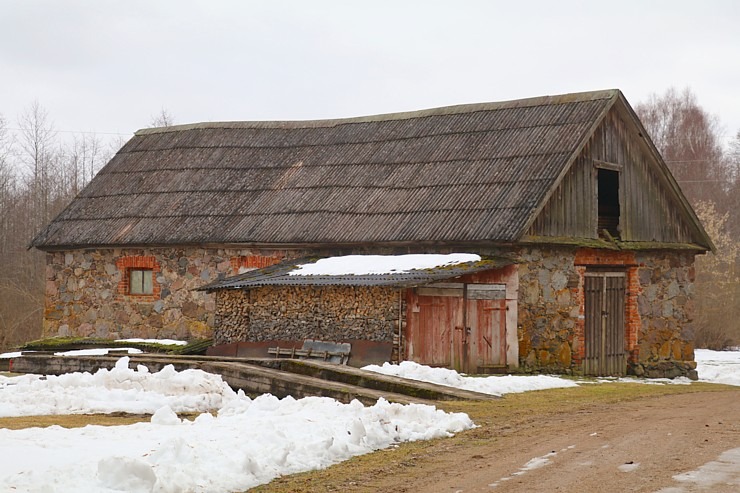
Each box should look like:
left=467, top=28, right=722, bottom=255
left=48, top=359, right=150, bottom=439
left=695, top=349, right=740, bottom=386
left=618, top=462, right=640, bottom=472
left=0, top=359, right=474, bottom=492
left=97, top=456, right=157, bottom=492
left=289, top=253, right=481, bottom=276
left=363, top=361, right=578, bottom=396
left=657, top=447, right=740, bottom=492
left=55, top=347, right=143, bottom=356
left=116, top=338, right=188, bottom=346
left=0, top=356, right=237, bottom=416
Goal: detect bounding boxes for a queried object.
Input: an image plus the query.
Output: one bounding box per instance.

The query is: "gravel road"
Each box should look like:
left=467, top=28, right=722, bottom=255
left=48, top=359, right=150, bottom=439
left=370, top=389, right=740, bottom=492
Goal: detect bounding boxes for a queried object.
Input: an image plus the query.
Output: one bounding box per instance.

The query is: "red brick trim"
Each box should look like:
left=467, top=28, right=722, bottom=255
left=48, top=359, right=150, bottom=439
left=573, top=249, right=642, bottom=365
left=230, top=255, right=283, bottom=273
left=574, top=248, right=637, bottom=267
left=116, top=256, right=161, bottom=301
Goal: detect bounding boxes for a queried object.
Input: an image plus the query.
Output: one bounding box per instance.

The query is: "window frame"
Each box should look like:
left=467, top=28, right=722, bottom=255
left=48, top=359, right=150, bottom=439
left=128, top=268, right=154, bottom=295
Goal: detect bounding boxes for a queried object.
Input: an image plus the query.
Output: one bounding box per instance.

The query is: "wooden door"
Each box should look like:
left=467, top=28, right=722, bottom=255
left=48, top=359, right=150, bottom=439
left=584, top=272, right=626, bottom=376
left=466, top=284, right=507, bottom=373
left=410, top=284, right=463, bottom=367
left=408, top=283, right=507, bottom=372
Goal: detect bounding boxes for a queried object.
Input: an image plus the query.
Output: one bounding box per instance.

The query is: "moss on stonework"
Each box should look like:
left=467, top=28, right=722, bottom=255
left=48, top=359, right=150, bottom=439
left=518, top=235, right=618, bottom=249
left=519, top=235, right=706, bottom=252
left=18, top=337, right=213, bottom=355
left=615, top=241, right=707, bottom=251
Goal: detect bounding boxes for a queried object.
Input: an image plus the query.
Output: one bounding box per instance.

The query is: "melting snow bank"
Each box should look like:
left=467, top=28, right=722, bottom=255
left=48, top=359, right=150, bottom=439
left=0, top=395, right=473, bottom=493
left=364, top=349, right=740, bottom=393
left=0, top=356, right=237, bottom=416
left=695, top=349, right=740, bottom=386
left=363, top=361, right=579, bottom=396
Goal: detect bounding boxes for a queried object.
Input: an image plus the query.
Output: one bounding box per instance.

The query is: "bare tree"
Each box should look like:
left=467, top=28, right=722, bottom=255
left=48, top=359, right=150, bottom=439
left=637, top=89, right=740, bottom=349
left=636, top=88, right=727, bottom=208
left=150, top=108, right=175, bottom=128
left=68, top=133, right=106, bottom=194
left=0, top=103, right=118, bottom=350
left=724, top=130, right=740, bottom=237
left=0, top=114, right=15, bottom=258
left=17, top=101, right=58, bottom=231
left=693, top=201, right=740, bottom=349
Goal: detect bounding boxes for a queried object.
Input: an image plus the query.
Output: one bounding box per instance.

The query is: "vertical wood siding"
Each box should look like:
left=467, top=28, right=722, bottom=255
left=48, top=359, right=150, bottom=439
left=528, top=107, right=696, bottom=244
left=583, top=272, right=626, bottom=376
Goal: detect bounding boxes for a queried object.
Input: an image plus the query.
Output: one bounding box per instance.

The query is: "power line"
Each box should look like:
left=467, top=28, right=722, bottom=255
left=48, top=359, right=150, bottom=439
left=665, top=159, right=719, bottom=164
left=6, top=126, right=131, bottom=137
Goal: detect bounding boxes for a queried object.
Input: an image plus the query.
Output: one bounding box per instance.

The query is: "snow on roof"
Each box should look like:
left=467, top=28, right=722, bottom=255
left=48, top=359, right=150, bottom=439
left=288, top=253, right=482, bottom=276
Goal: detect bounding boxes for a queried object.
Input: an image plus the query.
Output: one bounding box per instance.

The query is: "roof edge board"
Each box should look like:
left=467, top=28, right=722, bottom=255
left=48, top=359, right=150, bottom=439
left=135, top=89, right=621, bottom=135
left=514, top=90, right=621, bottom=238
left=611, top=93, right=716, bottom=253
left=31, top=239, right=522, bottom=252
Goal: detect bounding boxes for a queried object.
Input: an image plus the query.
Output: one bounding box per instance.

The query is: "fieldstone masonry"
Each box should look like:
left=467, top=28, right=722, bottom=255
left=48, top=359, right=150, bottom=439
left=515, top=246, right=697, bottom=378
left=44, top=244, right=699, bottom=378
left=43, top=248, right=294, bottom=340
left=516, top=247, right=581, bottom=372
left=633, top=250, right=697, bottom=379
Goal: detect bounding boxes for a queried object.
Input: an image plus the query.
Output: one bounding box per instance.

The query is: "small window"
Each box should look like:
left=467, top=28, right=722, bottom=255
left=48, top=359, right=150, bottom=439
left=597, top=168, right=620, bottom=238
left=129, top=269, right=153, bottom=295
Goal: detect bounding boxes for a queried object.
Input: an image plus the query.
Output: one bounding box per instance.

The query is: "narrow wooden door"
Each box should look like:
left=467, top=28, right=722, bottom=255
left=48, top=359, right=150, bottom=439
left=584, top=272, right=626, bottom=376
left=465, top=284, right=507, bottom=373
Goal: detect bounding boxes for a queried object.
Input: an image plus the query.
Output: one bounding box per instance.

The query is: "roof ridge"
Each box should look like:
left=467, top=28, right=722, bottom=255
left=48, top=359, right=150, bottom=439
left=135, top=89, right=620, bottom=135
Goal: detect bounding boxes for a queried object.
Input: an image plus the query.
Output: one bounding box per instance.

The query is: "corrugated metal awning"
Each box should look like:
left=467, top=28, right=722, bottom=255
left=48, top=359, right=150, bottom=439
left=200, top=256, right=514, bottom=291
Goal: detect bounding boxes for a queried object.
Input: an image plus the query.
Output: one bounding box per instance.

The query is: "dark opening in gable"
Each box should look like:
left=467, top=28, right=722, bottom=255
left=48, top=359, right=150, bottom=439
left=598, top=168, right=620, bottom=238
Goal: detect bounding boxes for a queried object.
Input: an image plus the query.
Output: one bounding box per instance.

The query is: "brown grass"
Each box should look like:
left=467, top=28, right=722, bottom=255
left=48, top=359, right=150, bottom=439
left=0, top=412, right=203, bottom=430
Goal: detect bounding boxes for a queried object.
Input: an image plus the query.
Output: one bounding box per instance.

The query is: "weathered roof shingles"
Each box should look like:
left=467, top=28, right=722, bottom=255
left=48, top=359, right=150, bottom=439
left=31, top=90, right=619, bottom=248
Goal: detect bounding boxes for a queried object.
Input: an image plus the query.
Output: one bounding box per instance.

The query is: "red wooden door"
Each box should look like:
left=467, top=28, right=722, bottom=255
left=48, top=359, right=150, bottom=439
left=410, top=293, right=462, bottom=367
left=466, top=284, right=507, bottom=373
left=407, top=283, right=506, bottom=372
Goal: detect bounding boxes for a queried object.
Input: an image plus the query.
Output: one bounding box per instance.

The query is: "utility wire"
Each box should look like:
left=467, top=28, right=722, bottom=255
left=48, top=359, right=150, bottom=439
left=6, top=126, right=131, bottom=137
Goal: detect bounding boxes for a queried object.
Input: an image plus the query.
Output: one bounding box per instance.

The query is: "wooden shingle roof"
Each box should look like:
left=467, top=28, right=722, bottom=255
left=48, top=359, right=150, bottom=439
left=32, top=90, right=624, bottom=249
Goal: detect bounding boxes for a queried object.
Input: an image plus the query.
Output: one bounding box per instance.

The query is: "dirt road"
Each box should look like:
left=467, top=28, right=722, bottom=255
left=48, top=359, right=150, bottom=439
left=368, top=389, right=740, bottom=493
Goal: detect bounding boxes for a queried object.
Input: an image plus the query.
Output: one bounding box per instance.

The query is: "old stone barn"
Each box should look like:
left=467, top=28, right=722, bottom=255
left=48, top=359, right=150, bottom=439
left=31, top=89, right=712, bottom=377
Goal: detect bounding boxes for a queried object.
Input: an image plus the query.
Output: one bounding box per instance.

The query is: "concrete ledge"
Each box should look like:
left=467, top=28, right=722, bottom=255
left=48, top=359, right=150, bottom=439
left=6, top=354, right=495, bottom=404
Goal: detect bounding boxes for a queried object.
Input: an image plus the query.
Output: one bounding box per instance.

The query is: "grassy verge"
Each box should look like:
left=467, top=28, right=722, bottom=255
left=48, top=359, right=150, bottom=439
left=252, top=382, right=735, bottom=493
left=0, top=412, right=204, bottom=430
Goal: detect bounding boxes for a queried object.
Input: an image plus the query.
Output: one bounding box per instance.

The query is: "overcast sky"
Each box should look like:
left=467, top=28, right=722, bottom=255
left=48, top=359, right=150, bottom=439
left=1, top=0, right=739, bottom=148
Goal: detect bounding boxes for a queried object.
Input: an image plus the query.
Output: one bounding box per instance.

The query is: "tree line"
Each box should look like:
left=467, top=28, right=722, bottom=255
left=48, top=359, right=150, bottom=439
left=636, top=88, right=740, bottom=349
left=0, top=103, right=129, bottom=350
left=0, top=93, right=738, bottom=351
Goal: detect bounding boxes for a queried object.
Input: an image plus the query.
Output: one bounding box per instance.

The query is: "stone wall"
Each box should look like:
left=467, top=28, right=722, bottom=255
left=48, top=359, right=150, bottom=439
left=44, top=244, right=699, bottom=378
left=43, top=247, right=296, bottom=340
left=515, top=246, right=698, bottom=378
left=633, top=251, right=697, bottom=378
left=215, top=286, right=400, bottom=345
left=516, top=247, right=581, bottom=372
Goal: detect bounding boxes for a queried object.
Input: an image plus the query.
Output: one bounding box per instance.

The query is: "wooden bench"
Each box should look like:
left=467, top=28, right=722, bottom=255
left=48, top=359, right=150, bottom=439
left=268, top=339, right=351, bottom=365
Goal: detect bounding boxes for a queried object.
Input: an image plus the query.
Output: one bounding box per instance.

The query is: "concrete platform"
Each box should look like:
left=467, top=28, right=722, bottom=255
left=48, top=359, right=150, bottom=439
left=7, top=353, right=497, bottom=405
